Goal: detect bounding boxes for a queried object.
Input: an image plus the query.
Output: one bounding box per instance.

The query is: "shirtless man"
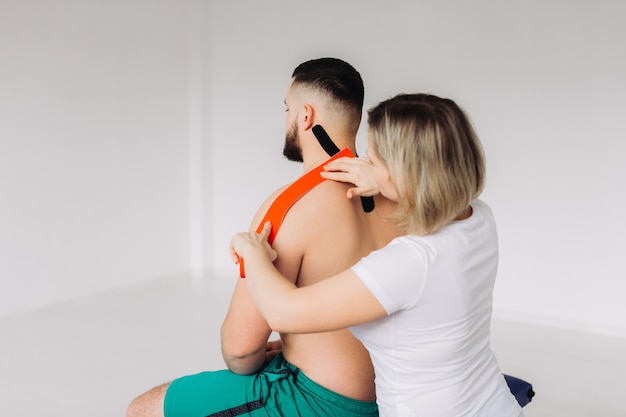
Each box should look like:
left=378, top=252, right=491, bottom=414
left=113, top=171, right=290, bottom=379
left=126, top=58, right=400, bottom=417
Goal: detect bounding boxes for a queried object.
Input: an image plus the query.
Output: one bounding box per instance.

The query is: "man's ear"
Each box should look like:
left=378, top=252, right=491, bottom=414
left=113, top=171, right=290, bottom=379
left=300, top=103, right=315, bottom=131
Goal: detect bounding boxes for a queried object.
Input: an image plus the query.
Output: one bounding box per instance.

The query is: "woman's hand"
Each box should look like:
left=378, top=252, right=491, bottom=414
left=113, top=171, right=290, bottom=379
left=321, top=157, right=380, bottom=198
left=230, top=221, right=277, bottom=265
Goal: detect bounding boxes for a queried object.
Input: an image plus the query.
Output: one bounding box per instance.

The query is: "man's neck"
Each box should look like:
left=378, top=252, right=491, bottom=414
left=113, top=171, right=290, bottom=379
left=302, top=151, right=334, bottom=172
left=302, top=136, right=355, bottom=172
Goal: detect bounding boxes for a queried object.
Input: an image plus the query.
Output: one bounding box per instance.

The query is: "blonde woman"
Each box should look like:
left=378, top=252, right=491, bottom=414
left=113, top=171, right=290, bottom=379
left=230, top=93, right=523, bottom=417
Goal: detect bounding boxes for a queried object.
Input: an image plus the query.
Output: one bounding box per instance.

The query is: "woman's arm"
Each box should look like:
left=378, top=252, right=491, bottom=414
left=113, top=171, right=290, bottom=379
left=230, top=222, right=387, bottom=334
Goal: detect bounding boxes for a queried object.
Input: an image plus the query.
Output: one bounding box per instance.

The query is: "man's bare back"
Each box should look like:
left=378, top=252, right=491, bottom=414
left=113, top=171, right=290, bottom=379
left=223, top=178, right=400, bottom=401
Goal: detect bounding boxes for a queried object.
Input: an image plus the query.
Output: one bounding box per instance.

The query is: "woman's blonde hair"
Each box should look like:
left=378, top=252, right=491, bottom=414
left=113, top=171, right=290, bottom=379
left=368, top=93, right=485, bottom=235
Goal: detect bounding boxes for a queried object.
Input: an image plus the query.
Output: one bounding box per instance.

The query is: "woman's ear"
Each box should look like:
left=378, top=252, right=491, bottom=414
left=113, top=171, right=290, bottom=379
left=300, top=103, right=315, bottom=130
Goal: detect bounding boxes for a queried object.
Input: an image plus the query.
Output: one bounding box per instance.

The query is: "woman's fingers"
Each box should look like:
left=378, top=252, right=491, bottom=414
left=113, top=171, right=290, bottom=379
left=320, top=170, right=356, bottom=184
left=230, top=221, right=276, bottom=267
left=324, top=157, right=367, bottom=173
left=322, top=157, right=368, bottom=184
left=259, top=221, right=272, bottom=240
left=322, top=157, right=380, bottom=197
left=229, top=233, right=246, bottom=263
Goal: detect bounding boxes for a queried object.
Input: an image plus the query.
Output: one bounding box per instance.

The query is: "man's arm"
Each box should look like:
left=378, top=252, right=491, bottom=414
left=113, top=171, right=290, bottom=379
left=220, top=279, right=274, bottom=374
left=220, top=186, right=303, bottom=374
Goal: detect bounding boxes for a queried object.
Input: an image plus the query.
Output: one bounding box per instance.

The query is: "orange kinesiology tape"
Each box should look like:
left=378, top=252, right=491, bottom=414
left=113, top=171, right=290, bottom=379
left=239, top=147, right=355, bottom=278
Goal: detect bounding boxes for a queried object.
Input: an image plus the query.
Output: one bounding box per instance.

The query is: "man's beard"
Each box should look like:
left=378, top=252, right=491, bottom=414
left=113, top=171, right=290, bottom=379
left=283, top=119, right=303, bottom=162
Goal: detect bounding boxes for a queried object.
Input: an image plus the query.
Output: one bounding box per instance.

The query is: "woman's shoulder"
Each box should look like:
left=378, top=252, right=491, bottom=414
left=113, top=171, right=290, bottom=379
left=471, top=199, right=494, bottom=218
left=373, top=235, right=437, bottom=265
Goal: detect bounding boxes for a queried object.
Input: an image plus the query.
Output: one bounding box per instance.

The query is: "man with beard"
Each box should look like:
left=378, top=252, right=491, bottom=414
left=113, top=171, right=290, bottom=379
left=126, top=58, right=400, bottom=417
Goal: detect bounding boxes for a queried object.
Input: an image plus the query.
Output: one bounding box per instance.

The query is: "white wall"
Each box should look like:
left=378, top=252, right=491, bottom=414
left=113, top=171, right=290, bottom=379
left=0, top=0, right=195, bottom=316
left=2, top=0, right=625, bottom=339
left=205, top=0, right=626, bottom=337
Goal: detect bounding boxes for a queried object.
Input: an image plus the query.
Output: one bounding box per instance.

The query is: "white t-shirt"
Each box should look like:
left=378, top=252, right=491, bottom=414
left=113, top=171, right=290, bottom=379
left=350, top=199, right=522, bottom=417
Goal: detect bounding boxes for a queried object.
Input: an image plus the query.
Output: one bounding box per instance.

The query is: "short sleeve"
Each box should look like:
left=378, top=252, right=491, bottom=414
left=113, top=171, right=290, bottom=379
left=351, top=237, right=429, bottom=315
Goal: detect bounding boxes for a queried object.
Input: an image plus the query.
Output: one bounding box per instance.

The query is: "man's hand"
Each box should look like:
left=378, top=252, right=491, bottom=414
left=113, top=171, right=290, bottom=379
left=230, top=221, right=278, bottom=265
left=264, top=339, right=283, bottom=363
left=321, top=157, right=380, bottom=198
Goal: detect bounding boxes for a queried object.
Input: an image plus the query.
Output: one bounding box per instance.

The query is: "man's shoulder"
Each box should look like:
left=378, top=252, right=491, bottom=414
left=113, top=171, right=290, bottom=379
left=248, top=183, right=292, bottom=231
left=293, top=179, right=355, bottom=213
left=276, top=180, right=361, bottom=238
left=252, top=179, right=358, bottom=238
left=267, top=178, right=353, bottom=214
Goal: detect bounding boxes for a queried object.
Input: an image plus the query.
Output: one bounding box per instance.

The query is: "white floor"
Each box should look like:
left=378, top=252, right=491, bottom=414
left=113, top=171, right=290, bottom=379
left=1, top=274, right=625, bottom=417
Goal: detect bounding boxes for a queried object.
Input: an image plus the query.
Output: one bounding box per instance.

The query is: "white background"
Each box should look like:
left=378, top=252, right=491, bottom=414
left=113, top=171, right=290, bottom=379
left=1, top=0, right=625, bottom=338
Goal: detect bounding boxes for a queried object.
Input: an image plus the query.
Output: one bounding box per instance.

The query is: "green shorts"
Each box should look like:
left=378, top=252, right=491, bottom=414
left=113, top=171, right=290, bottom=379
left=164, top=353, right=378, bottom=417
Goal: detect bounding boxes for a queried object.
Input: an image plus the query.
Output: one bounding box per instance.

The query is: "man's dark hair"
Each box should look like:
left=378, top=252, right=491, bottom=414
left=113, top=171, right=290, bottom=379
left=291, top=58, right=364, bottom=120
